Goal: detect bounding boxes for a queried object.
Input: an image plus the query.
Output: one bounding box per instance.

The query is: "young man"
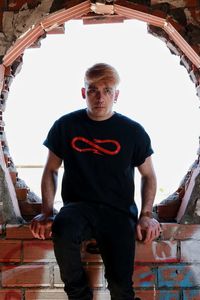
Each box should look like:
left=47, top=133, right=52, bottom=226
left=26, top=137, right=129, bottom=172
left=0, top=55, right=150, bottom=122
left=30, top=63, right=161, bottom=300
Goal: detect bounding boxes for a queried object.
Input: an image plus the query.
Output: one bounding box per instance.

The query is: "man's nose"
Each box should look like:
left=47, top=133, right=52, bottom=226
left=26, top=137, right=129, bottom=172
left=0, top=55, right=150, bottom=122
left=96, top=90, right=104, bottom=100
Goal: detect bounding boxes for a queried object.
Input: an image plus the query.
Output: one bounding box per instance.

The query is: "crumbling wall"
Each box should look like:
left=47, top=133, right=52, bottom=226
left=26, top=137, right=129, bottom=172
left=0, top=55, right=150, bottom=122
left=0, top=0, right=199, bottom=222
left=0, top=0, right=54, bottom=61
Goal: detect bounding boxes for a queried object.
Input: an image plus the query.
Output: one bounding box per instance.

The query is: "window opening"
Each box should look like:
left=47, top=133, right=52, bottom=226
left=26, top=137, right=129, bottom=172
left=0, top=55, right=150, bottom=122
left=4, top=19, right=200, bottom=212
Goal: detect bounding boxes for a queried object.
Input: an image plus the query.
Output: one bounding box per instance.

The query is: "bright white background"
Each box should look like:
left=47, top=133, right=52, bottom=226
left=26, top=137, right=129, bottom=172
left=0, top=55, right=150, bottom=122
left=4, top=19, right=200, bottom=210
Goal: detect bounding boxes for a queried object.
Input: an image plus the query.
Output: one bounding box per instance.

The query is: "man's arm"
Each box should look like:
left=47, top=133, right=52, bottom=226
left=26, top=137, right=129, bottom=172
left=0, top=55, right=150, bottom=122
left=30, top=150, right=62, bottom=240
left=136, top=156, right=161, bottom=243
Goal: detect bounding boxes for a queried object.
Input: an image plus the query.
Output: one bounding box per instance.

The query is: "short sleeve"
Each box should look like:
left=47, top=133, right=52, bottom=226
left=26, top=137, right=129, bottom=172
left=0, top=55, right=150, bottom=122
left=132, top=126, right=153, bottom=167
left=43, top=119, right=63, bottom=159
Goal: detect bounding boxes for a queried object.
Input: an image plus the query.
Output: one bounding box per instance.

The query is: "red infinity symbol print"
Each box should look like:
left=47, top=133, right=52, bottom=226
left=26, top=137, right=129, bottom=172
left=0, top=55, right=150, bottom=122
left=71, top=137, right=121, bottom=155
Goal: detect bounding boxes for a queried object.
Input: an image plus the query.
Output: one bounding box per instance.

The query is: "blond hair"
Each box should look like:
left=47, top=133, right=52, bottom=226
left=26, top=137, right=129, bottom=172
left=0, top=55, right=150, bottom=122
left=84, top=63, right=120, bottom=87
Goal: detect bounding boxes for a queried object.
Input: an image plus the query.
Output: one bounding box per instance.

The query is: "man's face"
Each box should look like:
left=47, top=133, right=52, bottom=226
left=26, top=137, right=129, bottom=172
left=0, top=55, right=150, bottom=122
left=81, top=81, right=119, bottom=121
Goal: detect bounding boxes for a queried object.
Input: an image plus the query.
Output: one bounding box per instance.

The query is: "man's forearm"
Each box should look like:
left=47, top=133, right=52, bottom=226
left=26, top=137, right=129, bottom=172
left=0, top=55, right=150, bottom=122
left=41, top=168, right=58, bottom=216
left=140, top=175, right=157, bottom=214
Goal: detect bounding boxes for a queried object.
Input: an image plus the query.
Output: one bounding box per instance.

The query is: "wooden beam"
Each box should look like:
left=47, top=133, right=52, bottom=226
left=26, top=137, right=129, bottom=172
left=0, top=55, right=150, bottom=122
left=82, top=13, right=126, bottom=24
left=47, top=24, right=65, bottom=34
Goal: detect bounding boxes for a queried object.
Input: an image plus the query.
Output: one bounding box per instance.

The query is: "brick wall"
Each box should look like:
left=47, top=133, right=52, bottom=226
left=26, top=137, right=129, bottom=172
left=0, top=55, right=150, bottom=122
left=1, top=223, right=200, bottom=300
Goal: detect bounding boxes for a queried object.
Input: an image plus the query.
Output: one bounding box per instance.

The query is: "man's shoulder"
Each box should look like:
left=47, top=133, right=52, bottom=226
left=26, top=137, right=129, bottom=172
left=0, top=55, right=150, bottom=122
left=115, top=112, right=144, bottom=130
left=57, top=109, right=85, bottom=123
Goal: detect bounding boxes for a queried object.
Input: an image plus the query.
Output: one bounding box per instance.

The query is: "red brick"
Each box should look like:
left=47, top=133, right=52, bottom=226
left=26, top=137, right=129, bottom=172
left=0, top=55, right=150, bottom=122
left=135, top=289, right=180, bottom=300
left=18, top=201, right=42, bottom=218
left=116, top=0, right=149, bottom=14
left=0, top=289, right=22, bottom=300
left=135, top=290, right=156, bottom=300
left=158, top=265, right=200, bottom=288
left=54, top=264, right=105, bottom=289
left=15, top=188, right=28, bottom=201
left=174, top=224, right=200, bottom=240
left=84, top=265, right=105, bottom=288
left=191, top=45, right=200, bottom=57
left=156, top=203, right=180, bottom=220
left=157, top=223, right=180, bottom=240
left=181, top=240, right=200, bottom=263
left=81, top=240, right=102, bottom=263
left=25, top=288, right=111, bottom=299
left=25, top=289, right=67, bottom=299
left=167, top=17, right=185, bottom=33
left=2, top=265, right=51, bottom=287
left=6, top=224, right=34, bottom=239
left=133, top=265, right=156, bottom=288
left=47, top=24, right=65, bottom=34
left=83, top=15, right=125, bottom=25
left=81, top=250, right=102, bottom=263
left=4, top=66, right=12, bottom=77
left=183, top=289, right=200, bottom=299
left=151, top=8, right=167, bottom=18
left=185, top=0, right=200, bottom=8
left=0, top=240, right=21, bottom=262
left=23, top=240, right=55, bottom=262
left=135, top=240, right=178, bottom=263
left=9, top=171, right=17, bottom=185
left=160, top=224, right=200, bottom=240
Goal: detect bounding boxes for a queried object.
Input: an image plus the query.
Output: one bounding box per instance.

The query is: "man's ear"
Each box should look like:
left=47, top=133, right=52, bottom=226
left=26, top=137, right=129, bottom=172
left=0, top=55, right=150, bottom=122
left=114, top=90, right=119, bottom=103
left=81, top=87, right=86, bottom=99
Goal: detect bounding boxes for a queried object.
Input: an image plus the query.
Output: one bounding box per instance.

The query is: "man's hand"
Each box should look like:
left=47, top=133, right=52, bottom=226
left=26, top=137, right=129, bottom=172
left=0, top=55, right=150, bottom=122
left=30, top=213, right=54, bottom=240
left=136, top=216, right=161, bottom=244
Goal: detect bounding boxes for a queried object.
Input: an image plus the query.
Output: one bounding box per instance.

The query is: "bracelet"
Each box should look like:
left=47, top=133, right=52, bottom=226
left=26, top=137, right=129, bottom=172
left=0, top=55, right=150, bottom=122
left=139, top=211, right=153, bottom=218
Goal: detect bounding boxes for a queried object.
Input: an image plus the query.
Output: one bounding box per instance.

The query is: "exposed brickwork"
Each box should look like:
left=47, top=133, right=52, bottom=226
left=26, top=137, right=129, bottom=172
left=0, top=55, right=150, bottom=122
left=0, top=289, right=22, bottom=300
left=135, top=240, right=178, bottom=263
left=25, top=289, right=111, bottom=300
left=0, top=0, right=199, bottom=223
left=0, top=1, right=199, bottom=299
left=158, top=264, right=200, bottom=288
left=0, top=224, right=200, bottom=298
left=0, top=240, right=21, bottom=262
left=180, top=240, right=200, bottom=262
left=23, top=240, right=55, bottom=262
left=183, top=290, right=200, bottom=300
left=6, top=224, right=33, bottom=239
left=2, top=265, right=51, bottom=287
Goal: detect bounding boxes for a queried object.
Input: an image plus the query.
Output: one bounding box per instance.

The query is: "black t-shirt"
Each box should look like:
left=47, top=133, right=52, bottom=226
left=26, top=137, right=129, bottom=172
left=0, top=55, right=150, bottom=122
left=43, top=109, right=153, bottom=218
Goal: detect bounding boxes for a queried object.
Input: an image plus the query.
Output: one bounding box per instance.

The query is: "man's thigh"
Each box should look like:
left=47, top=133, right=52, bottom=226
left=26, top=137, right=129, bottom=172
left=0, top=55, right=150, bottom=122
left=95, top=207, right=136, bottom=281
left=52, top=202, right=94, bottom=242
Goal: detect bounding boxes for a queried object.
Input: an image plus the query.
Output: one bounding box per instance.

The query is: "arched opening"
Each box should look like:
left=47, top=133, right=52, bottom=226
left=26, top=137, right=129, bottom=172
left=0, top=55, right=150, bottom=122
left=0, top=0, right=199, bottom=222
left=4, top=19, right=200, bottom=212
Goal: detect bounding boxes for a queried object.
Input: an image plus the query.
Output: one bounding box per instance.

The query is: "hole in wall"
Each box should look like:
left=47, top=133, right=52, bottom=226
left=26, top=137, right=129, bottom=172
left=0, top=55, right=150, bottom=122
left=4, top=19, right=200, bottom=212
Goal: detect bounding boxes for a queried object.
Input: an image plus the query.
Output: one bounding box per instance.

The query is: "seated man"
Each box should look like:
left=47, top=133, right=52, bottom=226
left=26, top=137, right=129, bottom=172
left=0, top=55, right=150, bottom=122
left=30, top=63, right=161, bottom=300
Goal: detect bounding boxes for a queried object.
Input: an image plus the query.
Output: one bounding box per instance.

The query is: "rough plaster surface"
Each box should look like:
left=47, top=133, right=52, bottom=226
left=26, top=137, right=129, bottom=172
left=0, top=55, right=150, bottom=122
left=0, top=165, right=22, bottom=224
left=0, top=0, right=54, bottom=56
left=0, top=0, right=199, bottom=222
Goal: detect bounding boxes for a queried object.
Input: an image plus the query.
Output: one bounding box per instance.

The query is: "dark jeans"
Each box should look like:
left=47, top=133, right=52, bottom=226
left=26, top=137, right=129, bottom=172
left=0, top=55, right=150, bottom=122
left=52, top=202, right=137, bottom=300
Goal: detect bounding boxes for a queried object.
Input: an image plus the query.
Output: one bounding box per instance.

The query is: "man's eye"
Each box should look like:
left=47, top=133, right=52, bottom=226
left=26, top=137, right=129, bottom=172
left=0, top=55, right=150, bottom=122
left=88, top=89, right=97, bottom=94
left=105, top=88, right=113, bottom=94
